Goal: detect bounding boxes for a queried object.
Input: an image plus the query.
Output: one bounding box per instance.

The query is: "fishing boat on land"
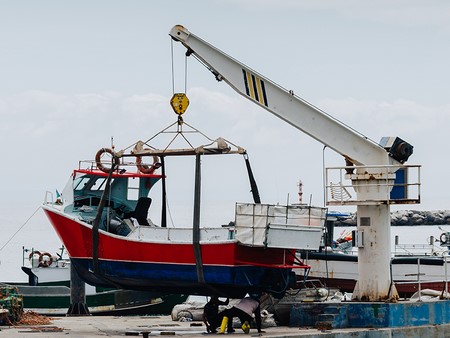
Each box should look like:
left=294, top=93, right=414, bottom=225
left=14, top=247, right=187, bottom=316
left=41, top=103, right=327, bottom=299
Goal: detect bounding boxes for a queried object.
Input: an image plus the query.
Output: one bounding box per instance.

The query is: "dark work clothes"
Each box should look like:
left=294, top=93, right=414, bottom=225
left=219, top=297, right=262, bottom=332
left=203, top=297, right=229, bottom=332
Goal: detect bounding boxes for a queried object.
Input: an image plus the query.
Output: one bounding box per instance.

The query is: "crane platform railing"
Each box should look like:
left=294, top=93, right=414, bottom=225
left=325, top=164, right=421, bottom=206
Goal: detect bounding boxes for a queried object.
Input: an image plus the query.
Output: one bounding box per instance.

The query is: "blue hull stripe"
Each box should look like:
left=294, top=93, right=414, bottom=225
left=71, top=258, right=294, bottom=297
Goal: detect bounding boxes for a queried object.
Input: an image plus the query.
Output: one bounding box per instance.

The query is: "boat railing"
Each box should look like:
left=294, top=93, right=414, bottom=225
left=394, top=243, right=440, bottom=257
left=43, top=190, right=54, bottom=205
left=325, top=164, right=421, bottom=206
left=300, top=278, right=327, bottom=290
left=128, top=225, right=234, bottom=243
left=43, top=190, right=65, bottom=209
left=391, top=254, right=450, bottom=301
left=78, top=159, right=147, bottom=174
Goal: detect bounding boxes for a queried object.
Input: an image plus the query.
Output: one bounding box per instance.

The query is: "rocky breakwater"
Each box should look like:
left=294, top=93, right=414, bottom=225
left=333, top=210, right=450, bottom=226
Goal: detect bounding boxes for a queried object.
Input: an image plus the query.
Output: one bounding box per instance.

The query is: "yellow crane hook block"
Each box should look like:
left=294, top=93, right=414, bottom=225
left=170, top=93, right=189, bottom=115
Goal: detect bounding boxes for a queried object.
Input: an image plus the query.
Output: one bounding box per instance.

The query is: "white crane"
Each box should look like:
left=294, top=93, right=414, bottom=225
left=170, top=24, right=418, bottom=301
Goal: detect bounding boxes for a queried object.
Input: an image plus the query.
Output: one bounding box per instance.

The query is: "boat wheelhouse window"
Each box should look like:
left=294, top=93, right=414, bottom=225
left=92, top=177, right=109, bottom=191
left=74, top=177, right=91, bottom=191
left=74, top=197, right=114, bottom=208
left=91, top=197, right=114, bottom=208
left=74, top=197, right=90, bottom=208
left=73, top=176, right=114, bottom=192
left=127, top=177, right=139, bottom=201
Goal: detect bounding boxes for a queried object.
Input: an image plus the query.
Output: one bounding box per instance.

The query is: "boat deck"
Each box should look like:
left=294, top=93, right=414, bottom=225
left=2, top=314, right=450, bottom=337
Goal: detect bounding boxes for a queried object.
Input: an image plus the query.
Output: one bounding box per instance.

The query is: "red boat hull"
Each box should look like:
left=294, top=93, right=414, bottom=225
left=43, top=207, right=298, bottom=298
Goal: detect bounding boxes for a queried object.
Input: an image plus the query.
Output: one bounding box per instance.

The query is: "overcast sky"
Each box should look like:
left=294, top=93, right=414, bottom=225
left=1, top=1, right=450, bottom=280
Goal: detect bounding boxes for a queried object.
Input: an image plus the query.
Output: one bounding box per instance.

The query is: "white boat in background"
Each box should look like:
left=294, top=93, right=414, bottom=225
left=21, top=247, right=70, bottom=287
left=298, top=229, right=450, bottom=298
left=15, top=246, right=187, bottom=316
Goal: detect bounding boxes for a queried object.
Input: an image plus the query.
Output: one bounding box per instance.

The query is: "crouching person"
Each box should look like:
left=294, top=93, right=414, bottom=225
left=203, top=296, right=229, bottom=333
left=218, top=295, right=265, bottom=334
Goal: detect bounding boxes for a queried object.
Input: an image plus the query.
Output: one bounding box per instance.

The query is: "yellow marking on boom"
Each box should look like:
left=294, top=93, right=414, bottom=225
left=256, top=79, right=264, bottom=105
left=246, top=71, right=256, bottom=100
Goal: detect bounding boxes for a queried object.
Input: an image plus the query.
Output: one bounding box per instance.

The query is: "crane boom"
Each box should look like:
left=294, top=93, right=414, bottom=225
left=170, top=24, right=419, bottom=302
left=170, top=25, right=399, bottom=167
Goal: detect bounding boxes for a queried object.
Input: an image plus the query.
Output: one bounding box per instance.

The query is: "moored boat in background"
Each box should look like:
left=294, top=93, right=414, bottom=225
left=14, top=247, right=188, bottom=316
left=298, top=229, right=450, bottom=298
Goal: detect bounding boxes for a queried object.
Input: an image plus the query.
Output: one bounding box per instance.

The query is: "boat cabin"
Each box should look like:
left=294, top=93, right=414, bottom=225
left=61, top=168, right=162, bottom=236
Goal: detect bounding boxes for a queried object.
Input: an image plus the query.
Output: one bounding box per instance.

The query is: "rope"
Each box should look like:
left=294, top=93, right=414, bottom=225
left=171, top=39, right=175, bottom=95
left=0, top=206, right=41, bottom=252
left=170, top=36, right=188, bottom=95
left=166, top=197, right=175, bottom=228
left=184, top=53, right=188, bottom=93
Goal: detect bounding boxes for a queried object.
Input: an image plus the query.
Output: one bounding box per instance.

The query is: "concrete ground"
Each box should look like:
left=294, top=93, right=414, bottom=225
left=1, top=315, right=450, bottom=338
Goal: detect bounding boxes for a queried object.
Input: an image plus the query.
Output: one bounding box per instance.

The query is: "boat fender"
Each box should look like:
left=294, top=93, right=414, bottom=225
left=136, top=155, right=161, bottom=174
left=39, top=252, right=53, bottom=268
left=95, top=148, right=120, bottom=173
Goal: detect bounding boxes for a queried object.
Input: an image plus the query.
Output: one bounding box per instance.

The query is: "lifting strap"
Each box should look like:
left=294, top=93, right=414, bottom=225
left=92, top=160, right=117, bottom=274
left=193, top=153, right=205, bottom=283
left=161, top=156, right=167, bottom=228
left=244, top=153, right=261, bottom=204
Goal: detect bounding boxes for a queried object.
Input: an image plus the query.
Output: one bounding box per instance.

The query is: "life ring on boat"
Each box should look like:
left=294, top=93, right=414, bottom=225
left=95, top=148, right=120, bottom=173
left=136, top=155, right=161, bottom=174
left=440, top=233, right=449, bottom=245
left=38, top=252, right=53, bottom=268
left=28, top=250, right=41, bottom=260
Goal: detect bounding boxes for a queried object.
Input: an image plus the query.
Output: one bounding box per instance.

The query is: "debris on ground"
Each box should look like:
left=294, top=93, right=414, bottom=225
left=16, top=311, right=53, bottom=326
left=18, top=326, right=64, bottom=333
